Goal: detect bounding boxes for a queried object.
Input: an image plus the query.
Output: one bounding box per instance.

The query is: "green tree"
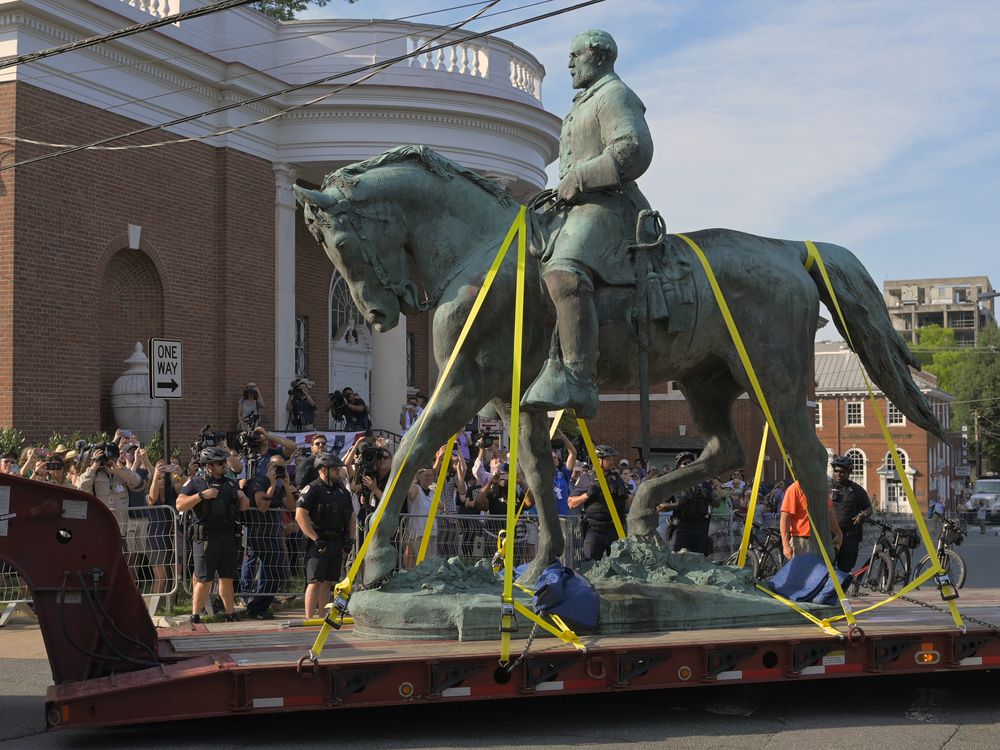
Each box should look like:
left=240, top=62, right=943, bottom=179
left=253, top=0, right=353, bottom=22
left=949, top=327, right=1000, bottom=472
left=910, top=325, right=965, bottom=394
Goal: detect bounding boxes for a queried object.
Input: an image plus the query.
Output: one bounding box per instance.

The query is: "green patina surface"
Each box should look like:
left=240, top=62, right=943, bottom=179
left=350, top=538, right=834, bottom=641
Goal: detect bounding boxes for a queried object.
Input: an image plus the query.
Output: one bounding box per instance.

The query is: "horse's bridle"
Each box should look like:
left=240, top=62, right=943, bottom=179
left=309, top=194, right=465, bottom=314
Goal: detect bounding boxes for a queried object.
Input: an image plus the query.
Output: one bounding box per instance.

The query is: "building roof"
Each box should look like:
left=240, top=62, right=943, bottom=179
left=814, top=342, right=948, bottom=399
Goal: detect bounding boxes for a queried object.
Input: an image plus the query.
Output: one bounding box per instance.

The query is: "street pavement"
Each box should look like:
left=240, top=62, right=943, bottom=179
left=1, top=531, right=998, bottom=748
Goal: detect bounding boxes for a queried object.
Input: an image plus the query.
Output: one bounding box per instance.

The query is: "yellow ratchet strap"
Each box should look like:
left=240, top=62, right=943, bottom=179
left=576, top=418, right=627, bottom=540
left=804, top=240, right=964, bottom=630
left=737, top=424, right=770, bottom=567
left=500, top=206, right=529, bottom=665
left=417, top=435, right=456, bottom=566
left=677, top=233, right=855, bottom=630
left=308, top=207, right=528, bottom=661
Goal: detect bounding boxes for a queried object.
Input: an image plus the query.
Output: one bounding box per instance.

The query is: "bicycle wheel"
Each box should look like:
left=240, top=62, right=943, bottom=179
left=870, top=552, right=894, bottom=593
left=757, top=547, right=782, bottom=579
left=725, top=549, right=762, bottom=579
left=914, top=549, right=967, bottom=590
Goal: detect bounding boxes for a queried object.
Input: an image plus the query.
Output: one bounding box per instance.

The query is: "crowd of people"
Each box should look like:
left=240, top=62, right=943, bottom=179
left=1, top=386, right=865, bottom=623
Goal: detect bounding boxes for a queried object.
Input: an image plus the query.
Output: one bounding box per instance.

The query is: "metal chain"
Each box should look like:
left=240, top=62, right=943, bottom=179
left=505, top=621, right=540, bottom=674
left=893, top=592, right=1000, bottom=635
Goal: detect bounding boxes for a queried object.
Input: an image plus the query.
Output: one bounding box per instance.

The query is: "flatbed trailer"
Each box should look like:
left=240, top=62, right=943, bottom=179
left=3, top=475, right=999, bottom=730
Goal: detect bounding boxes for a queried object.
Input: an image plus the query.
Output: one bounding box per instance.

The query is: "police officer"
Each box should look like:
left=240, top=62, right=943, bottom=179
left=568, top=444, right=629, bottom=560
left=177, top=446, right=250, bottom=624
left=295, top=452, right=355, bottom=619
left=659, top=452, right=715, bottom=555
left=830, top=454, right=872, bottom=572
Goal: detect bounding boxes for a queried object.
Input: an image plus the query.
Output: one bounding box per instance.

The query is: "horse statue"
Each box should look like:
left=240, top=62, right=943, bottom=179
left=294, top=145, right=945, bottom=586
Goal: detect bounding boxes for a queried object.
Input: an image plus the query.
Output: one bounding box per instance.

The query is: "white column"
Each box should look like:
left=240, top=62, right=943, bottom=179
left=370, top=314, right=407, bottom=433
left=274, top=163, right=298, bottom=416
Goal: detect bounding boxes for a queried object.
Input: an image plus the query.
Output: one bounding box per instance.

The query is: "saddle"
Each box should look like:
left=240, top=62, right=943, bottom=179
left=527, top=191, right=696, bottom=338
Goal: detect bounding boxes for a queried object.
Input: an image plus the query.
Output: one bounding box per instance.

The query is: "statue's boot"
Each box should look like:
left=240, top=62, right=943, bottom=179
left=522, top=271, right=599, bottom=418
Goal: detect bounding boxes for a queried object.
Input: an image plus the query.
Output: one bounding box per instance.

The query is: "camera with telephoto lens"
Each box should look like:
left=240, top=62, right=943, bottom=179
left=329, top=390, right=348, bottom=419
left=473, top=431, right=494, bottom=448
left=288, top=378, right=307, bottom=398
left=356, top=439, right=380, bottom=483
left=77, top=440, right=119, bottom=467
left=274, top=465, right=287, bottom=479
left=191, top=425, right=226, bottom=457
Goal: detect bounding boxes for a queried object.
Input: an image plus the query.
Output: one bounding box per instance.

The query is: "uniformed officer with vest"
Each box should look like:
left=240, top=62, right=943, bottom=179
left=295, top=452, right=355, bottom=620
left=177, top=446, right=250, bottom=624
left=830, top=454, right=872, bottom=572
left=659, top=452, right=717, bottom=555
left=568, top=444, right=629, bottom=560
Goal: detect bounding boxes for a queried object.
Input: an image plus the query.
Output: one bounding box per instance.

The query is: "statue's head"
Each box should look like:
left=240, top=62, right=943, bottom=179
left=569, top=29, right=617, bottom=89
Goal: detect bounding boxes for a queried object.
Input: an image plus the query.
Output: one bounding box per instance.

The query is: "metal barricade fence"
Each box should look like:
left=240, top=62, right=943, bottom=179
left=358, top=512, right=584, bottom=576
left=0, top=562, right=30, bottom=627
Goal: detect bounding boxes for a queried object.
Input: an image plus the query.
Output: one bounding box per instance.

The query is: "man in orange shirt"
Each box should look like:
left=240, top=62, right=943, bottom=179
left=780, top=480, right=843, bottom=560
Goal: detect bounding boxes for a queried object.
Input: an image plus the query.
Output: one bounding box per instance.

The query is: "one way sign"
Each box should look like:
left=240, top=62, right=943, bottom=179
left=149, top=338, right=183, bottom=400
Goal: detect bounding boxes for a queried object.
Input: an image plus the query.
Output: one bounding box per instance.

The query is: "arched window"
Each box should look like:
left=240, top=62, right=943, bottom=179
left=844, top=448, right=867, bottom=489
left=330, top=273, right=370, bottom=342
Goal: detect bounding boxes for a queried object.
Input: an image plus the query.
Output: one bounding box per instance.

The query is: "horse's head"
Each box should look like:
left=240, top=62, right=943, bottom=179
left=293, top=183, right=415, bottom=332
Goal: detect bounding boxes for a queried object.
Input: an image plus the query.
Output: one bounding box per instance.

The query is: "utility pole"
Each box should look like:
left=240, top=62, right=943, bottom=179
left=974, top=410, right=982, bottom=478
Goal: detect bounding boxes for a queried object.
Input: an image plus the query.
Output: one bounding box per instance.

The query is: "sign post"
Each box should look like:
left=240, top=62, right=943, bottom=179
left=149, top=338, right=183, bottom=465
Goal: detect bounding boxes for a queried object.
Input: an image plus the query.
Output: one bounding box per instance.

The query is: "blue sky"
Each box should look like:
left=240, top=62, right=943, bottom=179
left=305, top=1, right=1000, bottom=336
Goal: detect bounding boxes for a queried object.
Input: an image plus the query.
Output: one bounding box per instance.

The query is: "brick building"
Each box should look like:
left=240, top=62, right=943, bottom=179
left=813, top=341, right=958, bottom=514
left=0, top=0, right=559, bottom=442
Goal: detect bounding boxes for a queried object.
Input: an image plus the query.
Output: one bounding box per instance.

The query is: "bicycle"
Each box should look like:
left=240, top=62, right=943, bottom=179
left=912, top=513, right=967, bottom=589
left=850, top=518, right=918, bottom=595
left=725, top=522, right=785, bottom=580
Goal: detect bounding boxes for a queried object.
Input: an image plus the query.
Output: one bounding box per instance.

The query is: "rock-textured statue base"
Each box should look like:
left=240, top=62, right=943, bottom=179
left=349, top=538, right=834, bottom=641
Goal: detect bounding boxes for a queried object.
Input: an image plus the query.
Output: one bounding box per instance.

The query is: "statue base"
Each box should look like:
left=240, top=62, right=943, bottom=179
left=350, top=538, right=835, bottom=641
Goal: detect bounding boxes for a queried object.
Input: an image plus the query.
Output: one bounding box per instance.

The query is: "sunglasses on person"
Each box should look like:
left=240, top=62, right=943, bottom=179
left=313, top=440, right=327, bottom=446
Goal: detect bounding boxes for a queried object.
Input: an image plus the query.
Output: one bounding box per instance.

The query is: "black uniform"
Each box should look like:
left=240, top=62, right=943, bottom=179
left=671, top=483, right=713, bottom=555
left=297, top=478, right=354, bottom=583
left=581, top=470, right=629, bottom=560
left=181, top=474, right=242, bottom=582
left=831, top=479, right=872, bottom=572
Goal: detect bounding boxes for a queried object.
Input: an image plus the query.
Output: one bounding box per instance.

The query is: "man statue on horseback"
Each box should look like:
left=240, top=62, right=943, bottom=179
left=522, top=29, right=655, bottom=418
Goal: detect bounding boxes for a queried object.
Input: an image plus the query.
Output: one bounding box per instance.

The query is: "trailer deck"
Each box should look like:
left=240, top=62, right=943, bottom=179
left=45, top=589, right=1000, bottom=729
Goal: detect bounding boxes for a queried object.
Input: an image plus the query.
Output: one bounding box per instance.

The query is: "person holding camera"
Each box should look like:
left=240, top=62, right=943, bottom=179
left=339, top=387, right=370, bottom=431
left=35, top=455, right=74, bottom=487
left=568, top=444, right=629, bottom=561
left=399, top=393, right=420, bottom=434
left=285, top=378, right=317, bottom=431
left=246, top=427, right=297, bottom=478
left=76, top=444, right=142, bottom=532
left=177, top=447, right=251, bottom=624
left=295, top=452, right=354, bottom=619
left=146, top=458, right=185, bottom=596
left=240, top=455, right=297, bottom=619
left=238, top=383, right=266, bottom=428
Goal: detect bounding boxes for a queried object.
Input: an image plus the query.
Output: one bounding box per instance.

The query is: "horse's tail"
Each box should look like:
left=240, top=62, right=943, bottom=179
left=803, top=242, right=947, bottom=442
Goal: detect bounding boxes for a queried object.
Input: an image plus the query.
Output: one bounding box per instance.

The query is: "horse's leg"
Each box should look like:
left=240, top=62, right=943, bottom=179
left=362, top=390, right=477, bottom=587
left=514, top=411, right=562, bottom=583
left=628, top=375, right=746, bottom=536
left=767, top=385, right=833, bottom=557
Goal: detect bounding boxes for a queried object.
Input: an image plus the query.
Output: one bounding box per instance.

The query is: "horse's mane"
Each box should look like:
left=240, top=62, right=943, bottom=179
left=321, top=145, right=514, bottom=207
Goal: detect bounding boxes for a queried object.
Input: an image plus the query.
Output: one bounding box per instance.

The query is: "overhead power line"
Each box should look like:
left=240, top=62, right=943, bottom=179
left=0, top=0, right=260, bottom=70
left=0, top=0, right=556, bottom=143
left=1, top=0, right=607, bottom=172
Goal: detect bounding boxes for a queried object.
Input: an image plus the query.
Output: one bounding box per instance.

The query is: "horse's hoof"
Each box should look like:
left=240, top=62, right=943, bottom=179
left=362, top=544, right=397, bottom=588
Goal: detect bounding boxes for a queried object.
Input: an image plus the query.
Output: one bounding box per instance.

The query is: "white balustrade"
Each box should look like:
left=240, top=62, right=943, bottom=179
left=122, top=0, right=177, bottom=20
left=407, top=36, right=492, bottom=83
